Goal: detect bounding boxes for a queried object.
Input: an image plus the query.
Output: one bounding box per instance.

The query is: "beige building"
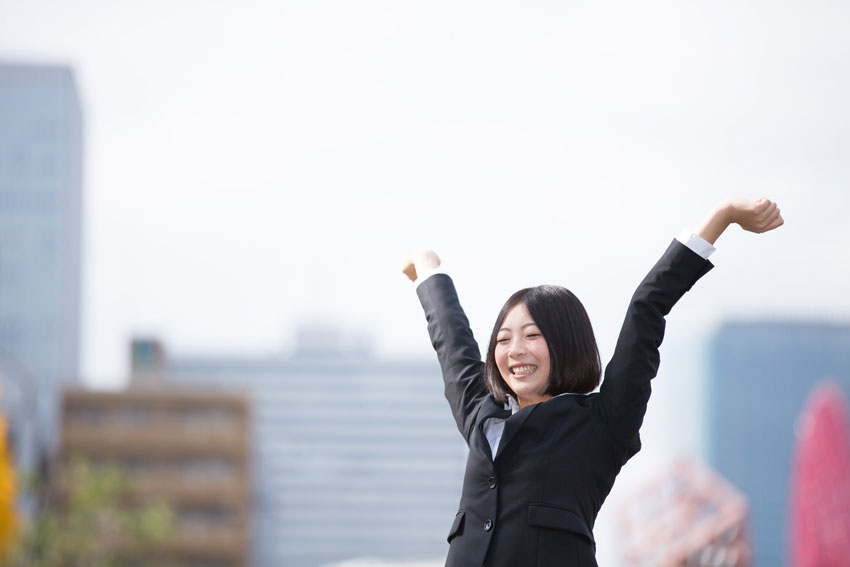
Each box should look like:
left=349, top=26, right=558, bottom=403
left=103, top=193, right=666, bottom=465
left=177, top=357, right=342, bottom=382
left=60, top=349, right=250, bottom=567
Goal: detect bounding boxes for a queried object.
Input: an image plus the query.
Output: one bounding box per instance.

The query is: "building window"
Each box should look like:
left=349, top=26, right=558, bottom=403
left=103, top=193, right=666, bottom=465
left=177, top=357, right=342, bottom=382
left=178, top=504, right=236, bottom=532
left=119, top=404, right=154, bottom=427
left=68, top=404, right=107, bottom=426
left=177, top=407, right=239, bottom=433
left=178, top=457, right=235, bottom=483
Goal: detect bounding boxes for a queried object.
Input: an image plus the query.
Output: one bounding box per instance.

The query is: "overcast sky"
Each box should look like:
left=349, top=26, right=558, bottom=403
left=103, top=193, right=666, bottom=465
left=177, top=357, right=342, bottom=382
left=0, top=1, right=847, bottom=376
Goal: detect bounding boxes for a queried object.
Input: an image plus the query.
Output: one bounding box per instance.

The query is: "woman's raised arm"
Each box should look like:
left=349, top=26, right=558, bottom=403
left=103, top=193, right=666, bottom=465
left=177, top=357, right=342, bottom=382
left=696, top=197, right=784, bottom=244
left=598, top=197, right=783, bottom=453
left=402, top=249, right=490, bottom=444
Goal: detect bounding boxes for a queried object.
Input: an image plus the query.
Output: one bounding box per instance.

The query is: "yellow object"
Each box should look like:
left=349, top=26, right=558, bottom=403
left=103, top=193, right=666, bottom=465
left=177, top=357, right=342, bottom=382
left=0, top=415, right=17, bottom=556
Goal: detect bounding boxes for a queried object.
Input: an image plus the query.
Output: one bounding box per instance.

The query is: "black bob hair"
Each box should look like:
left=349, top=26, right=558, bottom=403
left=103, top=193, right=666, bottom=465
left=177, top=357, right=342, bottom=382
left=484, top=285, right=602, bottom=404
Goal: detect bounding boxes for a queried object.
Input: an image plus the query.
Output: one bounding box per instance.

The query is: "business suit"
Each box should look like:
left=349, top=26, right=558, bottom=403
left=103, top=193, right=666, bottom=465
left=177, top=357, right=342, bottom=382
left=417, top=240, right=713, bottom=567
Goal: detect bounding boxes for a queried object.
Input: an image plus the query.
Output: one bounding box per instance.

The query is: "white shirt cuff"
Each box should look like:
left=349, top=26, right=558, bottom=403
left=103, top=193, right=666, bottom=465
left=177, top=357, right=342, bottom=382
left=676, top=230, right=716, bottom=260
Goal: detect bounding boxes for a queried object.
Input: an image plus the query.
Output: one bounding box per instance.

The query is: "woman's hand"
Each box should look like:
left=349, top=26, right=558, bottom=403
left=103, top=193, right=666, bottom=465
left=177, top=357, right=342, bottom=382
left=696, top=197, right=784, bottom=244
left=727, top=197, right=784, bottom=234
left=401, top=249, right=441, bottom=282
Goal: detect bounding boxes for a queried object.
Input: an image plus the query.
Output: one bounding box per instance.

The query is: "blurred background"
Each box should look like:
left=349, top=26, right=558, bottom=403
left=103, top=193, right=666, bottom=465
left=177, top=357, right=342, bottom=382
left=1, top=0, right=849, bottom=565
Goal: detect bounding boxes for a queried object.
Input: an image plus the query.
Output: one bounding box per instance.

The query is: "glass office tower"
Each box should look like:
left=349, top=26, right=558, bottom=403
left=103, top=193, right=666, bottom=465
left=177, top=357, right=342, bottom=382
left=0, top=63, right=83, bottom=467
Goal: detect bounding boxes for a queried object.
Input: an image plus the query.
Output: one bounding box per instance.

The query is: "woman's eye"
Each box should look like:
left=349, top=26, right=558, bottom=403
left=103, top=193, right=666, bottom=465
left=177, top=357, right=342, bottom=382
left=527, top=333, right=540, bottom=339
left=497, top=338, right=510, bottom=344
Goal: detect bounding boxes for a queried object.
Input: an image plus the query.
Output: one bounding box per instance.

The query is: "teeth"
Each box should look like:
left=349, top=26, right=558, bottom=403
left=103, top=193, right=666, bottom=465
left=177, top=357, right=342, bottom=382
left=512, top=365, right=537, bottom=375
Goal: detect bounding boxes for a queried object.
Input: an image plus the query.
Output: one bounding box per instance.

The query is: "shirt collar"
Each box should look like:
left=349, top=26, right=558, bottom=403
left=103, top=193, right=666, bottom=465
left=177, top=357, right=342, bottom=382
left=505, top=392, right=575, bottom=415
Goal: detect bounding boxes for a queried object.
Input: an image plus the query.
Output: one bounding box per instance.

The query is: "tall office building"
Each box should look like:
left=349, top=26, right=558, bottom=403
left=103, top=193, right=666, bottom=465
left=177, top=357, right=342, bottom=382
left=157, top=326, right=465, bottom=567
left=0, top=63, right=83, bottom=467
left=706, top=321, right=850, bottom=566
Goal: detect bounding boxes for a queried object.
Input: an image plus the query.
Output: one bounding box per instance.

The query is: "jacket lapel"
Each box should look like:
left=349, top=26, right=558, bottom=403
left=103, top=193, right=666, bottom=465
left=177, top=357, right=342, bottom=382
left=476, top=398, right=511, bottom=461
left=494, top=403, right=538, bottom=461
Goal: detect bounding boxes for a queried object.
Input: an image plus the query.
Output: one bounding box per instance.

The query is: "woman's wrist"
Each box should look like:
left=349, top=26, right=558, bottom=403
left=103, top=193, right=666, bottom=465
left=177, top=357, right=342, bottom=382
left=696, top=201, right=734, bottom=245
left=717, top=199, right=735, bottom=225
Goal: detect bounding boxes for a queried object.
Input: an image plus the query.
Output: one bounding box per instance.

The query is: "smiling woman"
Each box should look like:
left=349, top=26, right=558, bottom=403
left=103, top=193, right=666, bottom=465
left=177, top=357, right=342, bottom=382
left=493, top=302, right=554, bottom=408
left=401, top=197, right=783, bottom=567
left=485, top=286, right=601, bottom=409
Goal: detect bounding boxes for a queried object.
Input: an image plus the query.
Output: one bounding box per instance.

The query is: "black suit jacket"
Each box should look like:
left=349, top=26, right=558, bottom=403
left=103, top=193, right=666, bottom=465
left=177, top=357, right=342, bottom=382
left=417, top=240, right=713, bottom=567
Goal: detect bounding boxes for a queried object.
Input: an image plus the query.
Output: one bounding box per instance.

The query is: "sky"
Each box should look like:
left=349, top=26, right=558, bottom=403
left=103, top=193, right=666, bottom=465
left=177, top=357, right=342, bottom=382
left=0, top=0, right=847, bottom=420
left=2, top=0, right=849, bottom=562
left=2, top=0, right=848, bottom=388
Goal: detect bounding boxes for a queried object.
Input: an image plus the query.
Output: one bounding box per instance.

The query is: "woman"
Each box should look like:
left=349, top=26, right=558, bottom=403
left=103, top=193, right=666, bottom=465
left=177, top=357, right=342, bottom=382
left=401, top=197, right=783, bottom=567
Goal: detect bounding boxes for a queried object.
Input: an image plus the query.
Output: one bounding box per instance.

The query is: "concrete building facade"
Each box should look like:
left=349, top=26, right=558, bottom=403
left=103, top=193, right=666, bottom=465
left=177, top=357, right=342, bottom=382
left=61, top=386, right=251, bottom=567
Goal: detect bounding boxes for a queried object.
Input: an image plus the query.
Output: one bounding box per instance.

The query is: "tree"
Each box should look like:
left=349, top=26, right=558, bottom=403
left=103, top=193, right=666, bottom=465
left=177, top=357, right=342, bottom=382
left=4, top=458, right=175, bottom=567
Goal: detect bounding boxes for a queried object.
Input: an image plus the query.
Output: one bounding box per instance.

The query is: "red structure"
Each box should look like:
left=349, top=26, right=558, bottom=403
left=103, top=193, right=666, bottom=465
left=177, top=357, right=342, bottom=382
left=789, top=381, right=850, bottom=567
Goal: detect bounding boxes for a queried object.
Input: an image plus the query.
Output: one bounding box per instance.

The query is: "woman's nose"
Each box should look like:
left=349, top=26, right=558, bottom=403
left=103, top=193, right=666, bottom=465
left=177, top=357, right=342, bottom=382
left=509, top=342, right=526, bottom=357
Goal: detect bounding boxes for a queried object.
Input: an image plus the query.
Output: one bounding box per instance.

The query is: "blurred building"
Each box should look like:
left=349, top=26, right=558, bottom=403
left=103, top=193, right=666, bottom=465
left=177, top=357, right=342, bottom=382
left=789, top=381, right=850, bottom=566
left=706, top=321, right=850, bottom=566
left=322, top=558, right=444, bottom=567
left=61, top=376, right=251, bottom=567
left=156, top=325, right=466, bottom=567
left=618, top=459, right=751, bottom=567
left=0, top=63, right=83, bottom=468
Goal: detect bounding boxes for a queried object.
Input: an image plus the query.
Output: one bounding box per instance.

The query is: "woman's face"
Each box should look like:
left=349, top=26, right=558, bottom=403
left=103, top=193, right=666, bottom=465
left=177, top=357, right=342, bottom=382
left=495, top=302, right=552, bottom=408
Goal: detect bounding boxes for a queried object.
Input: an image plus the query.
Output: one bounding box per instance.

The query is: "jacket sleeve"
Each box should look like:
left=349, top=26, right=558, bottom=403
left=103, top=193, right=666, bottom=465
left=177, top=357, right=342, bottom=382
left=417, top=274, right=490, bottom=444
left=597, top=239, right=713, bottom=452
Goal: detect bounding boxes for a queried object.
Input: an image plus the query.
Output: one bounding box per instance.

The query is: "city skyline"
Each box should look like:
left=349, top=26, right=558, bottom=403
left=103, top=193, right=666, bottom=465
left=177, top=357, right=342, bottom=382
left=0, top=0, right=848, bottom=391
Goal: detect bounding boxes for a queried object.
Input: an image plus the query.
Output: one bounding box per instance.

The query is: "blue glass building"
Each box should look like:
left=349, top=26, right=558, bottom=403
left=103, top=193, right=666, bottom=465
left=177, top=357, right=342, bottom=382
left=0, top=63, right=83, bottom=467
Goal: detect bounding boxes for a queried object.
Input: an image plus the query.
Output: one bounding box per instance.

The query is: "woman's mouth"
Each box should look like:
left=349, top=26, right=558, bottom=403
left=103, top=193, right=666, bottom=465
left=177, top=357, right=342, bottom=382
left=511, top=364, right=537, bottom=377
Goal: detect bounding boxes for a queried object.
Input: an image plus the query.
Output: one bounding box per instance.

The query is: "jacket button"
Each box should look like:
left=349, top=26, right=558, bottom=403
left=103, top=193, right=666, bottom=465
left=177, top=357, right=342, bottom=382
left=483, top=519, right=493, bottom=531
left=488, top=476, right=497, bottom=489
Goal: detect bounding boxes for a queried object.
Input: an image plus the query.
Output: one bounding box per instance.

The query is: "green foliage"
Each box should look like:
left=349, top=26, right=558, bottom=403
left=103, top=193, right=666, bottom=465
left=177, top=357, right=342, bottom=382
left=4, top=458, right=176, bottom=567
